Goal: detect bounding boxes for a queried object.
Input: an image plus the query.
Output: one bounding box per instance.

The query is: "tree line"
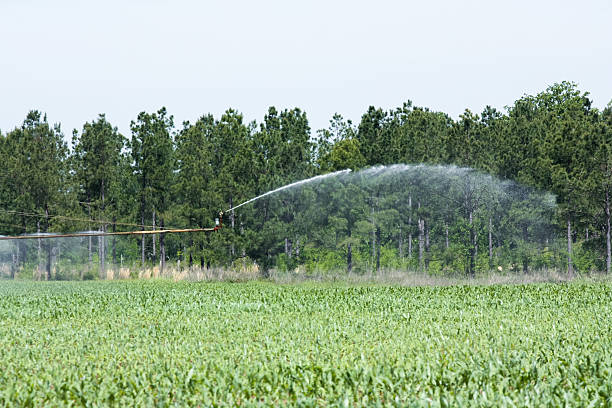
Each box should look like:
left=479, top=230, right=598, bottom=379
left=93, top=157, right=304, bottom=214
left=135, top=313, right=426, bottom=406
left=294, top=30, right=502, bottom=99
left=1, top=81, right=611, bottom=278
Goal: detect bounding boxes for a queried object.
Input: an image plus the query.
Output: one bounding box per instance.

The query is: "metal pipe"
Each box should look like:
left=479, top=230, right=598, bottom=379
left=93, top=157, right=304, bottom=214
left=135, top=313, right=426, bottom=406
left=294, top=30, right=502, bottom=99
left=0, top=212, right=225, bottom=241
left=0, top=227, right=214, bottom=240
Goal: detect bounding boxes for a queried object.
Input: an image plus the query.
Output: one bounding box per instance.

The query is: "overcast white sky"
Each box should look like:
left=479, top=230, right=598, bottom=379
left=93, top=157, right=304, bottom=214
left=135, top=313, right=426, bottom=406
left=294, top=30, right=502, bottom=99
left=1, top=0, right=611, bottom=139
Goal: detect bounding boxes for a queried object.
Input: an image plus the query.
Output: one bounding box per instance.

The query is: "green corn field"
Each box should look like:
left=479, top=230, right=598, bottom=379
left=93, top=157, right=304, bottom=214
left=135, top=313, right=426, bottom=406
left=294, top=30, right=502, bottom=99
left=0, top=280, right=611, bottom=407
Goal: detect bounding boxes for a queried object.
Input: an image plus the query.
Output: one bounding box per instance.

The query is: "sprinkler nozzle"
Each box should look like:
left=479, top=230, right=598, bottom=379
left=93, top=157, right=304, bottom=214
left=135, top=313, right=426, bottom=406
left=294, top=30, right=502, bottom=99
left=214, top=211, right=224, bottom=231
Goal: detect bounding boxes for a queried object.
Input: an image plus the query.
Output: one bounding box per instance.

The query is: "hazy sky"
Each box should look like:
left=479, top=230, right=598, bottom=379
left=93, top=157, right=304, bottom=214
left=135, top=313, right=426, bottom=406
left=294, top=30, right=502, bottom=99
left=1, top=0, right=611, bottom=139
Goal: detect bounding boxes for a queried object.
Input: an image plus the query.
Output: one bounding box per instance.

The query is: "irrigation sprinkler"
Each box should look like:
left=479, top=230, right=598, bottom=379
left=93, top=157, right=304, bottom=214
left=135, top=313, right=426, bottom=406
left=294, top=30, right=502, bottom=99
left=0, top=211, right=224, bottom=241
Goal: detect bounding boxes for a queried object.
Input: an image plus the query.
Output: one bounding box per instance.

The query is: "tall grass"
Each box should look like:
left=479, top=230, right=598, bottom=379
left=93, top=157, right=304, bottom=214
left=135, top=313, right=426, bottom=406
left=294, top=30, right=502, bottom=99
left=3, top=260, right=609, bottom=286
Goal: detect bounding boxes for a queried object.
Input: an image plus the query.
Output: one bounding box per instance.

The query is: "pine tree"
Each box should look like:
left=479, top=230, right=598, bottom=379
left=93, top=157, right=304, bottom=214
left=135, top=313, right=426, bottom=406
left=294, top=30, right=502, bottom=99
left=130, top=108, right=175, bottom=273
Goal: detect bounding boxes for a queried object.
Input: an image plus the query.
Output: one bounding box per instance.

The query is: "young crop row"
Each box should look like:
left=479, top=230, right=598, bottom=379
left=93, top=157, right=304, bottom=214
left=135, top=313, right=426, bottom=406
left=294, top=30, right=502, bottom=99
left=0, top=280, right=611, bottom=406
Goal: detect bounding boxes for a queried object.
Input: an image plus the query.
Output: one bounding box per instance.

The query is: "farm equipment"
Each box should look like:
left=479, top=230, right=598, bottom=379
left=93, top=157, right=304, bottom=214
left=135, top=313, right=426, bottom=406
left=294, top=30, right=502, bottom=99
left=0, top=211, right=224, bottom=240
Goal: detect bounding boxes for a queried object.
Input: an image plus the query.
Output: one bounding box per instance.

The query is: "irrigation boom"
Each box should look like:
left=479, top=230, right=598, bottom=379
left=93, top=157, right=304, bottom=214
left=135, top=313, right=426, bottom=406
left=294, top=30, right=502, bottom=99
left=1, top=171, right=351, bottom=240
left=0, top=212, right=224, bottom=241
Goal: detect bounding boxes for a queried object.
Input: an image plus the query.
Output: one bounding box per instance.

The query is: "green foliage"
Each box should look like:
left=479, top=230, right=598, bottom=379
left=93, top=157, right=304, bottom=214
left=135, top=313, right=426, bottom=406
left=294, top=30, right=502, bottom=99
left=2, top=82, right=612, bottom=275
left=0, top=112, right=68, bottom=232
left=0, top=281, right=611, bottom=406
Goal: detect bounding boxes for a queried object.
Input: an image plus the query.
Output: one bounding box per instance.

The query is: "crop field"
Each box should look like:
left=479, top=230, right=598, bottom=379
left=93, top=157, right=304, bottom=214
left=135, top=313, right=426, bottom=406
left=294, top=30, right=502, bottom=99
left=0, top=281, right=611, bottom=407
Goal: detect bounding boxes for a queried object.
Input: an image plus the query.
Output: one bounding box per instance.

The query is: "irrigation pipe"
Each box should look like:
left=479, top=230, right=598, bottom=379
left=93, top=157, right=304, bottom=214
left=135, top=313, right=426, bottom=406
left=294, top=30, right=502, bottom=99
left=0, top=227, right=221, bottom=241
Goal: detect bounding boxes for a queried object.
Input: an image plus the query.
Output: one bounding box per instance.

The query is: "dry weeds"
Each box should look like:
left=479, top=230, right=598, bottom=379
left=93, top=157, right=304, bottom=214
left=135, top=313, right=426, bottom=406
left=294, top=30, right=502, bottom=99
left=2, top=261, right=610, bottom=286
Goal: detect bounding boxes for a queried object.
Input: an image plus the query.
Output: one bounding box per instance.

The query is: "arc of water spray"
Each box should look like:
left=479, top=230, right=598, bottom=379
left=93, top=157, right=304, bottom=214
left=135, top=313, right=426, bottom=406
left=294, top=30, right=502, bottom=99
left=227, top=169, right=352, bottom=212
